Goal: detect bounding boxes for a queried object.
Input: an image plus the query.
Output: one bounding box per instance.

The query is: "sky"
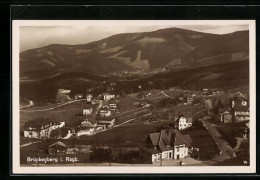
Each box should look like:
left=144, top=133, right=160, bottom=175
left=20, top=24, right=249, bottom=52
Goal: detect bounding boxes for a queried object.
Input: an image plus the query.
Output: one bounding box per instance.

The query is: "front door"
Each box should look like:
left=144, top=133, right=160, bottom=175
left=157, top=154, right=161, bottom=161
left=177, top=155, right=180, bottom=159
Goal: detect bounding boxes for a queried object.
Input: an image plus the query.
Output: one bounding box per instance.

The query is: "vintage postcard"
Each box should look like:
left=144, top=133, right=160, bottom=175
left=12, top=20, right=256, bottom=174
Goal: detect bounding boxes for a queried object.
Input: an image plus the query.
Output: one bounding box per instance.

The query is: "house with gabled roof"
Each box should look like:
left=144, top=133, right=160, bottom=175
left=175, top=115, right=192, bottom=130
left=74, top=93, right=83, bottom=100
left=48, top=141, right=93, bottom=156
left=81, top=116, right=97, bottom=128
left=98, top=106, right=111, bottom=117
left=139, top=129, right=192, bottom=163
left=231, top=92, right=250, bottom=122
left=48, top=141, right=68, bottom=155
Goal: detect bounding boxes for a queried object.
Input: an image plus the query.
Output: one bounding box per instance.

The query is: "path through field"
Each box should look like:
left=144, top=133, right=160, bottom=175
left=20, top=99, right=84, bottom=112
left=20, top=140, right=41, bottom=148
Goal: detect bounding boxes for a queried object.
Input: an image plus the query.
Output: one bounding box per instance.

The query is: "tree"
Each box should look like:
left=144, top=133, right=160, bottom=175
left=192, top=97, right=203, bottom=105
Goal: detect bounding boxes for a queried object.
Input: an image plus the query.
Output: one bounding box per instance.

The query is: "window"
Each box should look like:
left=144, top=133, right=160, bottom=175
left=242, top=101, right=247, bottom=106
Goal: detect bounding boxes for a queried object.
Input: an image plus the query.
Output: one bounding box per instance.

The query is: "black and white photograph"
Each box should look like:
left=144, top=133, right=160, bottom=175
left=12, top=20, right=256, bottom=174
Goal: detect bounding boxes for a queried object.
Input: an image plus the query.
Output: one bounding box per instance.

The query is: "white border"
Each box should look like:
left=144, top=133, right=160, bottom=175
left=12, top=20, right=256, bottom=174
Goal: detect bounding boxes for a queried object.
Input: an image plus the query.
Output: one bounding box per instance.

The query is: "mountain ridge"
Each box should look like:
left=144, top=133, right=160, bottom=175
left=20, top=28, right=249, bottom=80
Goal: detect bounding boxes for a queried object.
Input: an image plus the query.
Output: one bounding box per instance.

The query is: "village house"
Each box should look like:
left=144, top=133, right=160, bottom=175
left=48, top=141, right=68, bottom=155
left=24, top=120, right=65, bottom=139
left=219, top=108, right=233, bottom=123
left=138, top=98, right=151, bottom=107
left=103, top=93, right=116, bottom=101
left=139, top=129, right=192, bottom=163
left=56, top=89, right=71, bottom=103
left=205, top=97, right=223, bottom=117
left=186, top=96, right=193, bottom=104
left=82, top=105, right=93, bottom=116
left=108, top=100, right=117, bottom=111
left=175, top=115, right=192, bottom=130
left=86, top=94, right=93, bottom=103
left=96, top=116, right=115, bottom=129
left=98, top=106, right=112, bottom=117
left=232, top=92, right=250, bottom=122
left=48, top=141, right=93, bottom=156
left=81, top=117, right=97, bottom=128
left=74, top=93, right=83, bottom=99
left=75, top=144, right=93, bottom=154
left=91, top=99, right=101, bottom=105
left=203, top=88, right=209, bottom=95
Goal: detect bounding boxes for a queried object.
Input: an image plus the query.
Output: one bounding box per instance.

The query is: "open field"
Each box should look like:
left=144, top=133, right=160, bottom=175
left=117, top=97, right=139, bottom=113
left=80, top=121, right=171, bottom=146
left=175, top=104, right=205, bottom=117
left=20, top=101, right=93, bottom=128
left=115, top=108, right=151, bottom=125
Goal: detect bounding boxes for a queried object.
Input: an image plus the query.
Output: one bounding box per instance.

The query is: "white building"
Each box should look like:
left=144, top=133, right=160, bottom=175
left=83, top=107, right=93, bottom=116
left=175, top=116, right=192, bottom=130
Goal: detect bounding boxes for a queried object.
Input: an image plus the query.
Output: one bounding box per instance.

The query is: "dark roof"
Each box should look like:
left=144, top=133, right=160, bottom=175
left=146, top=129, right=192, bottom=152
left=99, top=106, right=110, bottom=111
left=108, top=100, right=117, bottom=104
left=82, top=116, right=97, bottom=124
left=139, top=146, right=161, bottom=154
left=48, top=141, right=67, bottom=148
left=174, top=131, right=192, bottom=146
left=234, top=104, right=249, bottom=111
left=183, top=135, right=192, bottom=144
left=219, top=107, right=231, bottom=114
left=149, top=133, right=160, bottom=146
left=76, top=126, right=94, bottom=131
left=233, top=92, right=247, bottom=100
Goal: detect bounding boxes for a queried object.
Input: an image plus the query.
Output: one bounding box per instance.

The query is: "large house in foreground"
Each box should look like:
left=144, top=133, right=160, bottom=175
left=139, top=129, right=192, bottom=163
